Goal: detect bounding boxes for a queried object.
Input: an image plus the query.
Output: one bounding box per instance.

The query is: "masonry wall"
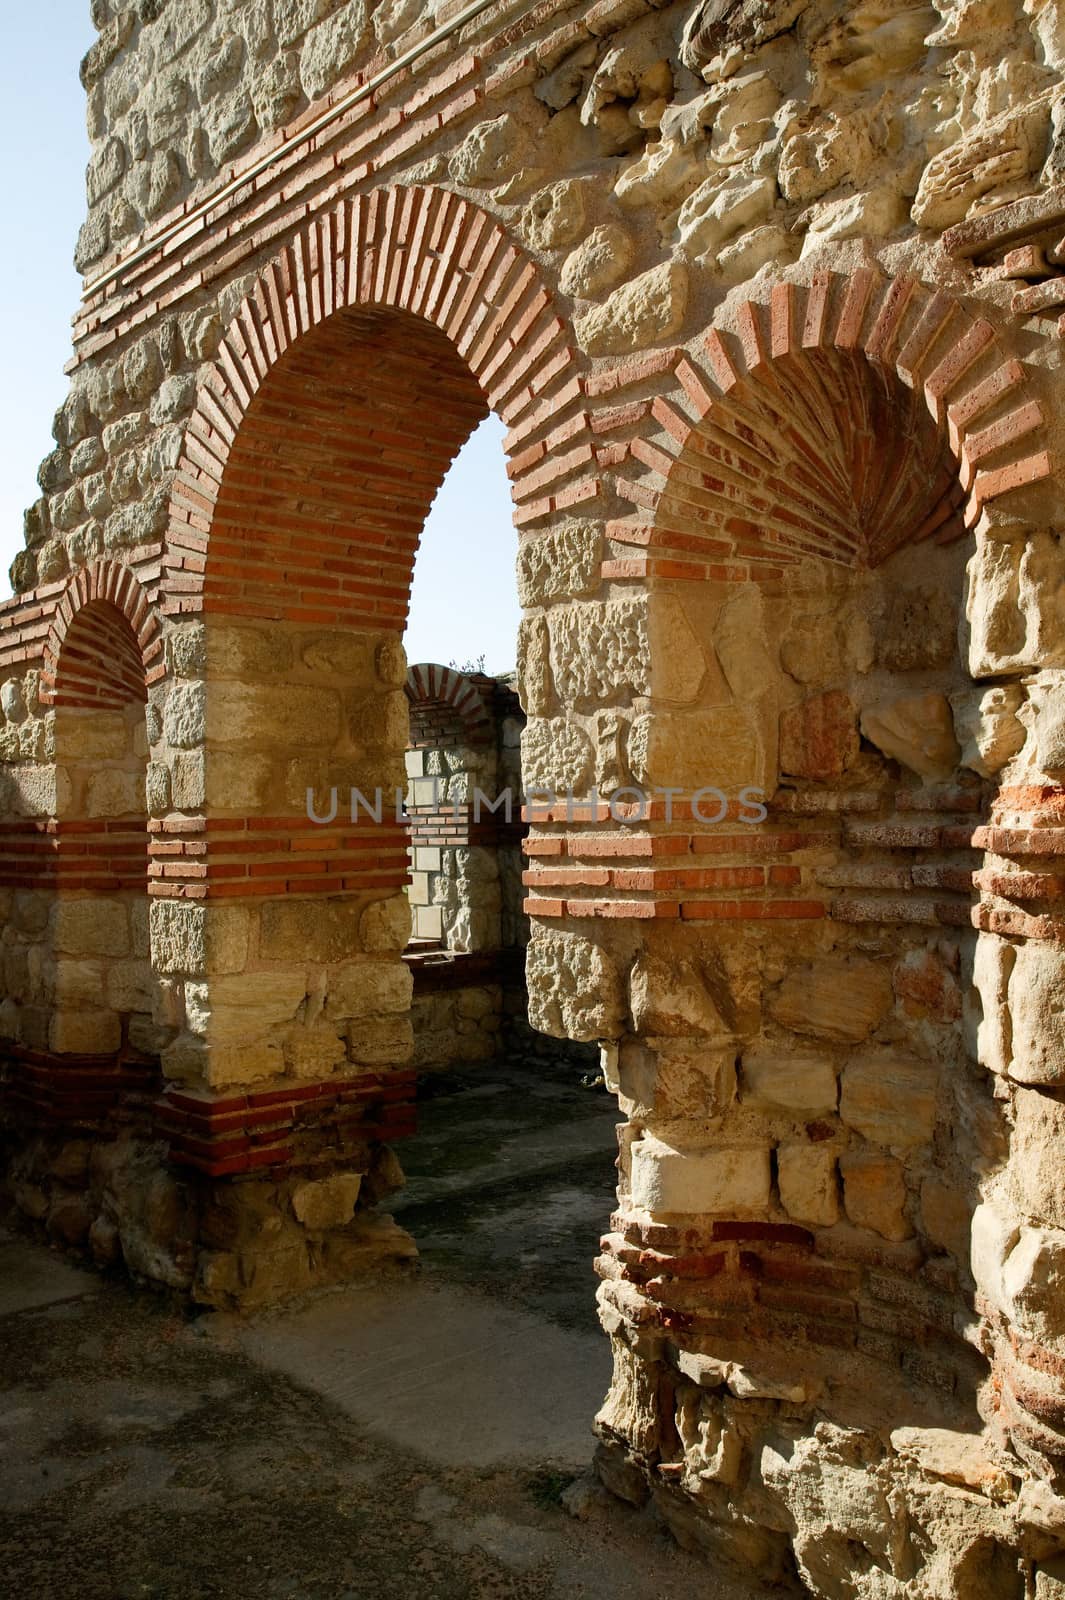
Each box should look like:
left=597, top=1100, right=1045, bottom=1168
left=2, top=2, right=1065, bottom=1594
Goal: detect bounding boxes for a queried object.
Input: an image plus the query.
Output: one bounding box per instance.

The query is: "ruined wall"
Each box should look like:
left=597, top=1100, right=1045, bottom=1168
left=2, top=0, right=1065, bottom=1593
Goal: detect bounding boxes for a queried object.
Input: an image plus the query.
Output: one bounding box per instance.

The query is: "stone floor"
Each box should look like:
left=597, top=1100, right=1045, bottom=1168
left=0, top=1057, right=771, bottom=1599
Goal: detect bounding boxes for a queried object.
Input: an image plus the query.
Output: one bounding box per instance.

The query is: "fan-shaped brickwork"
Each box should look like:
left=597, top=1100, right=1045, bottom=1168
left=41, top=561, right=159, bottom=708
left=406, top=663, right=493, bottom=749
left=612, top=270, right=1049, bottom=579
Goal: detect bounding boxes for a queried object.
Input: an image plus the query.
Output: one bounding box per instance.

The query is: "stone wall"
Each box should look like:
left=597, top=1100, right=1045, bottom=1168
left=2, top=0, right=1065, bottom=1592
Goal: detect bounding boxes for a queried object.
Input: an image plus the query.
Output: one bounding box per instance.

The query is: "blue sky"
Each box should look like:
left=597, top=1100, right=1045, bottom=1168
left=1, top=7, right=520, bottom=673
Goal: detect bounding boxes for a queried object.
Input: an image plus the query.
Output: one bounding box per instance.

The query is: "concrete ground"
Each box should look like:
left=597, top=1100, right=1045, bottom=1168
left=0, top=1058, right=770, bottom=1599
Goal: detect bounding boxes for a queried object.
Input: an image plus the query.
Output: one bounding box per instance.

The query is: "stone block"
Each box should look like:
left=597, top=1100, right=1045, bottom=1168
left=741, top=1054, right=838, bottom=1117
left=860, top=693, right=960, bottom=781
left=1008, top=941, right=1065, bottom=1085
left=630, top=1134, right=771, bottom=1215
left=150, top=902, right=250, bottom=976
left=413, top=845, right=440, bottom=872
left=325, top=958, right=411, bottom=1020
left=185, top=971, right=307, bottom=1043
left=85, top=768, right=144, bottom=817
left=207, top=681, right=341, bottom=750
left=629, top=954, right=726, bottom=1038
left=291, top=1172, right=363, bottom=1230
left=770, top=957, right=893, bottom=1043
left=259, top=899, right=361, bottom=963
left=779, top=691, right=859, bottom=782
left=52, top=899, right=129, bottom=958
left=526, top=930, right=624, bottom=1042
left=49, top=1008, right=122, bottom=1055
left=360, top=894, right=412, bottom=953
left=840, top=1055, right=938, bottom=1149
left=778, top=1143, right=839, bottom=1226
left=840, top=1151, right=911, bottom=1241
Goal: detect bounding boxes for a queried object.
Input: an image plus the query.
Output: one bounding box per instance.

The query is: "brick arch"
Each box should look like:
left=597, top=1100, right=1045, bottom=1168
left=164, top=184, right=596, bottom=617
left=40, top=560, right=161, bottom=708
left=607, top=268, right=1051, bottom=580
left=405, top=663, right=493, bottom=749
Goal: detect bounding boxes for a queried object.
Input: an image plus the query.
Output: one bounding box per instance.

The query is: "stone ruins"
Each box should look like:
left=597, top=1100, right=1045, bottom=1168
left=4, top=0, right=1065, bottom=1592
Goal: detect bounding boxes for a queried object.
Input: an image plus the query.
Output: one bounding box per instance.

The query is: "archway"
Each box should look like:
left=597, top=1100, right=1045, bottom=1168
left=150, top=186, right=602, bottom=1308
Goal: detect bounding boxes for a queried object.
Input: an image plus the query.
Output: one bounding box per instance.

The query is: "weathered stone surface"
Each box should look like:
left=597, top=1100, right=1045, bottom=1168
left=559, top=224, right=634, bottom=299
left=779, top=691, right=859, bottom=782
left=526, top=931, right=624, bottom=1041
left=860, top=694, right=961, bottom=782
left=1008, top=943, right=1065, bottom=1085
left=839, top=1054, right=938, bottom=1149
left=770, top=957, right=893, bottom=1044
left=630, top=1134, right=771, bottom=1215
left=778, top=1143, right=839, bottom=1226
left=741, top=1053, right=838, bottom=1116
left=574, top=262, right=687, bottom=356
left=629, top=954, right=726, bottom=1037
left=840, top=1150, right=911, bottom=1241
left=516, top=521, right=603, bottom=607
left=521, top=716, right=594, bottom=793
left=950, top=683, right=1026, bottom=777
left=291, top=1172, right=363, bottom=1229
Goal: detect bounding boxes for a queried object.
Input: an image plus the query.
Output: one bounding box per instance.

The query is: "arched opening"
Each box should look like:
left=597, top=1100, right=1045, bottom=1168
left=49, top=598, right=153, bottom=1068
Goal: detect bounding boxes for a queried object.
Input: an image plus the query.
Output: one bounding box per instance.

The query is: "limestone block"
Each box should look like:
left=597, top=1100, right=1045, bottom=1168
left=49, top=1008, right=122, bottom=1055
left=449, top=113, right=527, bottom=188
left=347, top=1013, right=413, bottom=1065
left=174, top=750, right=212, bottom=809
left=801, top=186, right=906, bottom=246
left=546, top=601, right=649, bottom=706
left=260, top=899, right=361, bottom=963
left=207, top=681, right=341, bottom=750
left=521, top=716, right=594, bottom=795
left=360, top=894, right=412, bottom=953
left=629, top=954, right=727, bottom=1037
left=630, top=1134, right=771, bottom=1215
left=516, top=521, right=603, bottom=607
left=516, top=615, right=555, bottom=715
left=681, top=168, right=777, bottom=261
left=840, top=1054, right=938, bottom=1149
left=950, top=684, right=1025, bottom=777
left=291, top=1172, right=363, bottom=1230
left=770, top=957, right=893, bottom=1043
left=649, top=594, right=707, bottom=705
left=717, top=224, right=796, bottom=284
left=778, top=1144, right=840, bottom=1227
left=741, top=1054, right=838, bottom=1116
left=889, top=1428, right=1011, bottom=1498
left=525, top=930, right=624, bottom=1041
left=1018, top=674, right=1065, bottom=775
left=1008, top=942, right=1065, bottom=1085
left=106, top=959, right=152, bottom=1014
left=85, top=768, right=144, bottom=817
left=55, top=708, right=130, bottom=760
left=628, top=705, right=767, bottom=792
left=574, top=262, right=687, bottom=357
left=281, top=1018, right=346, bottom=1078
left=50, top=959, right=102, bottom=1007
left=912, top=99, right=1052, bottom=229
left=150, top=902, right=250, bottom=976
left=521, top=179, right=591, bottom=251
left=1000, top=1225, right=1065, bottom=1351
left=299, top=1, right=368, bottom=98
left=971, top=932, right=1014, bottom=1076
left=780, top=110, right=880, bottom=203
left=1037, top=1561, right=1065, bottom=1599
left=706, top=70, right=779, bottom=164
left=205, top=91, right=258, bottom=165
left=163, top=683, right=207, bottom=749
left=560, top=225, right=634, bottom=299
left=966, top=536, right=1025, bottom=675
left=919, top=1176, right=971, bottom=1263
left=1008, top=1087, right=1065, bottom=1230
left=860, top=693, right=960, bottom=782
left=326, top=958, right=411, bottom=1020
left=52, top=899, right=129, bottom=959
left=186, top=970, right=307, bottom=1043
left=840, top=1151, right=911, bottom=1241
left=780, top=691, right=859, bottom=782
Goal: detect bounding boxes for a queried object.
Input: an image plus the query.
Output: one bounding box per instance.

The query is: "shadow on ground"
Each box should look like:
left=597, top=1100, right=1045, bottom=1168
left=0, top=1057, right=771, bottom=1599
